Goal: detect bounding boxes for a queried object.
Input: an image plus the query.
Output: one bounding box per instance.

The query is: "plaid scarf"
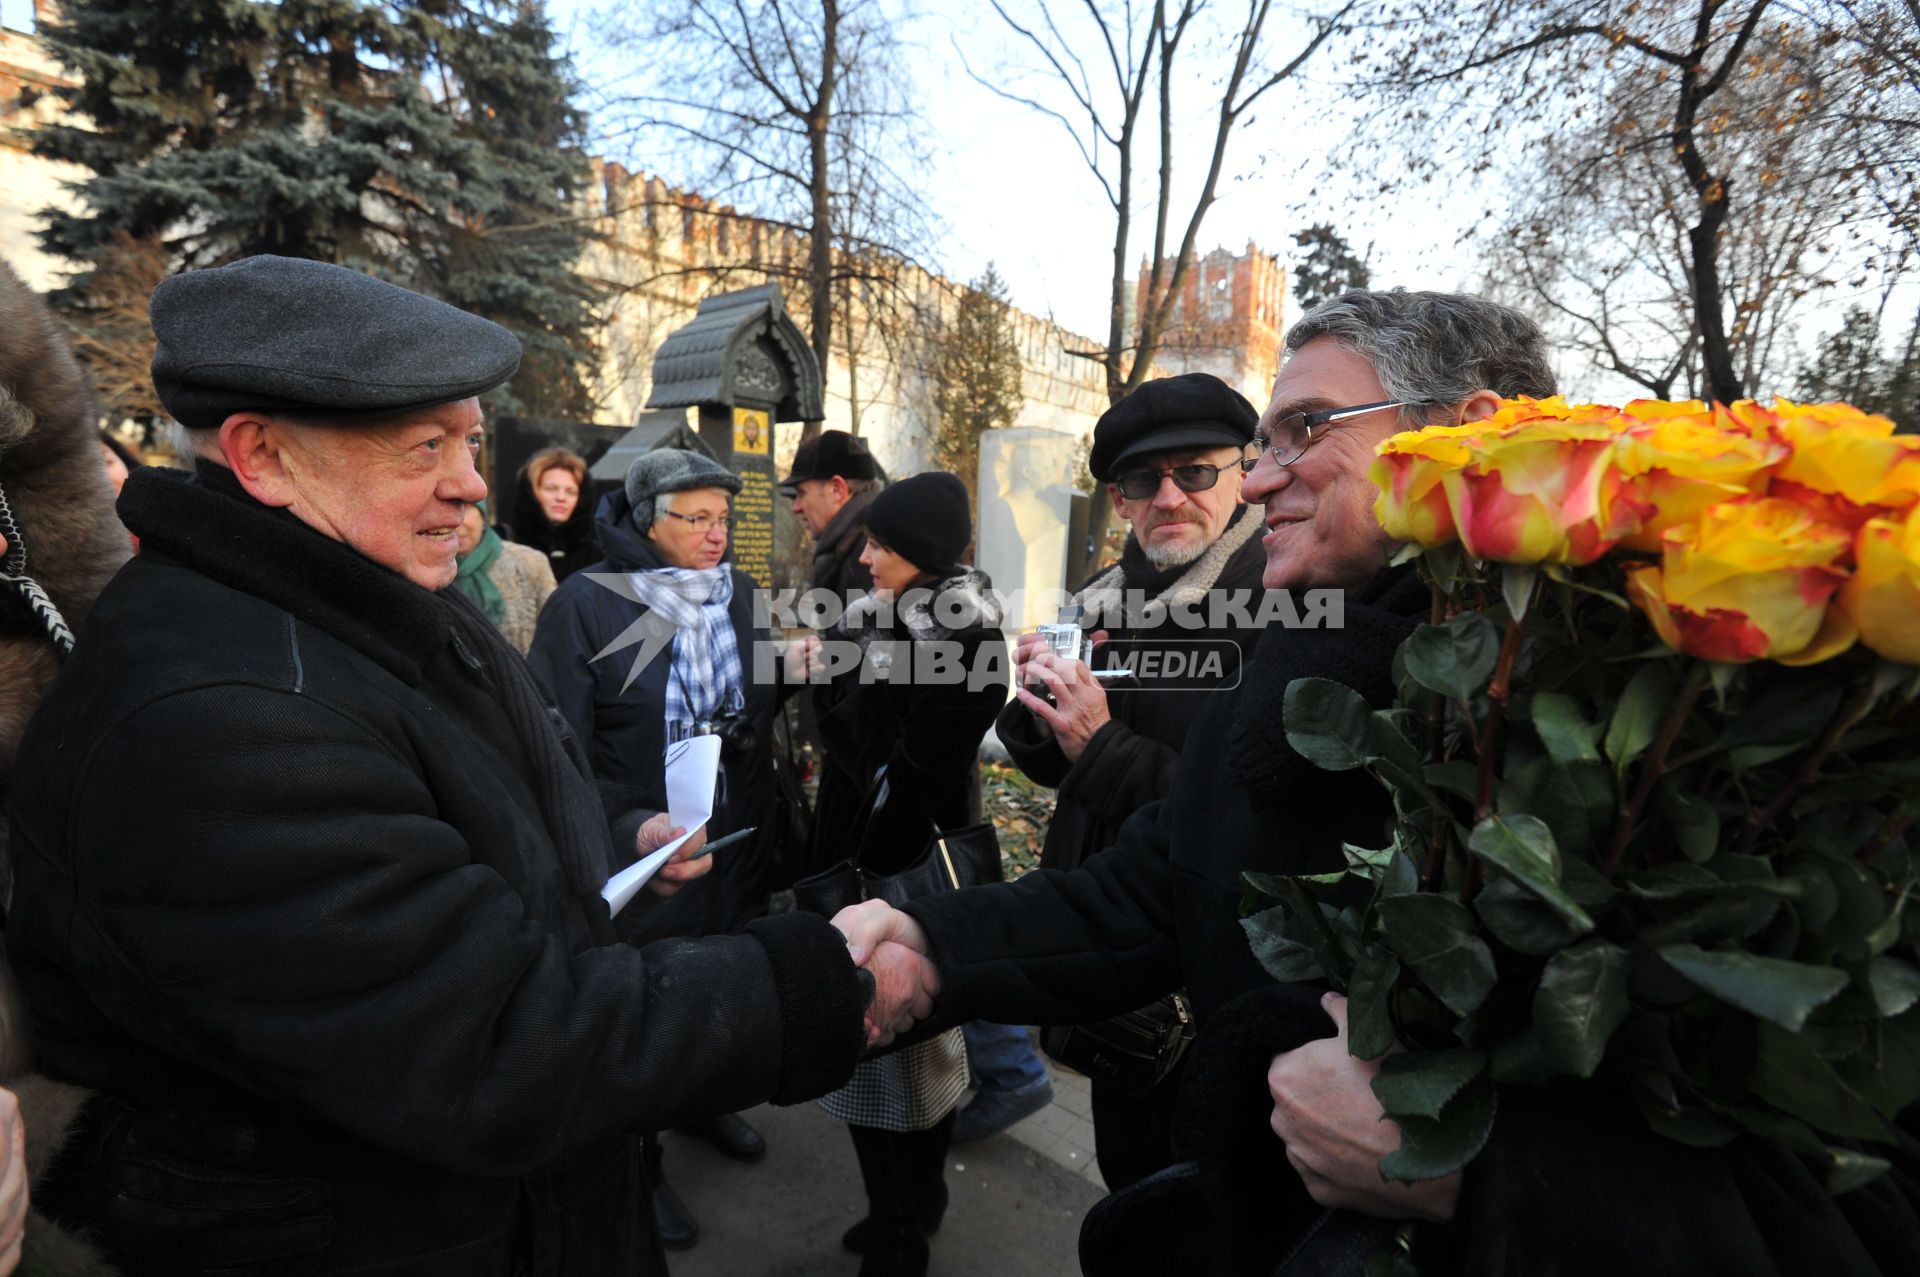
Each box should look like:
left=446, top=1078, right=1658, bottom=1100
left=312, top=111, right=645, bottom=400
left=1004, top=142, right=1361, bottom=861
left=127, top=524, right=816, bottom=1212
left=625, top=565, right=744, bottom=736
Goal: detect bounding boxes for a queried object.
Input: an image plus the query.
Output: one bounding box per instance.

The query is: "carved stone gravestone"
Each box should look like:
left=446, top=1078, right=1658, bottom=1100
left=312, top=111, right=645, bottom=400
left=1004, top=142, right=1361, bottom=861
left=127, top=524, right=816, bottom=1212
left=645, top=284, right=824, bottom=591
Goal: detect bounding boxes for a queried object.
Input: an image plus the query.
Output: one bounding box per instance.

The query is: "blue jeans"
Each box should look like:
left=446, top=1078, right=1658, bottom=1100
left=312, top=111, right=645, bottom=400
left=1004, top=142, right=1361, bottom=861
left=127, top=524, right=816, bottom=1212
left=962, top=1021, right=1048, bottom=1095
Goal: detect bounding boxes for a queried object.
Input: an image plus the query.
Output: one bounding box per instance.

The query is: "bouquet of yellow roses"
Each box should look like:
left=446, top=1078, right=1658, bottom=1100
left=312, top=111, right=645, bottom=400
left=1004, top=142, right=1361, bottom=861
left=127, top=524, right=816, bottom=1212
left=1243, top=396, right=1920, bottom=1191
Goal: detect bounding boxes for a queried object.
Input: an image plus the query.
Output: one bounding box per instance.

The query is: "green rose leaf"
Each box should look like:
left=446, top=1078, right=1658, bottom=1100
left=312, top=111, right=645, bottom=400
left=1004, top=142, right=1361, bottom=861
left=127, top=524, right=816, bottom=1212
left=1377, top=1075, right=1497, bottom=1184
left=1868, top=956, right=1920, bottom=1018
left=1475, top=876, right=1591, bottom=955
left=1400, top=614, right=1501, bottom=703
left=1376, top=894, right=1497, bottom=1016
left=1837, top=1007, right=1920, bottom=1116
left=1467, top=814, right=1595, bottom=933
left=1655, top=782, right=1721, bottom=864
left=1533, top=939, right=1632, bottom=1078
left=1497, top=756, right=1616, bottom=862
left=1825, top=1149, right=1893, bottom=1196
left=1529, top=691, right=1602, bottom=765
left=1284, top=677, right=1372, bottom=772
left=1366, top=710, right=1433, bottom=801
left=1371, top=1047, right=1486, bottom=1121
left=1605, top=662, right=1677, bottom=777
left=1660, top=945, right=1850, bottom=1032
left=1242, top=905, right=1326, bottom=983
left=1751, top=1021, right=1889, bottom=1142
left=1346, top=947, right=1401, bottom=1062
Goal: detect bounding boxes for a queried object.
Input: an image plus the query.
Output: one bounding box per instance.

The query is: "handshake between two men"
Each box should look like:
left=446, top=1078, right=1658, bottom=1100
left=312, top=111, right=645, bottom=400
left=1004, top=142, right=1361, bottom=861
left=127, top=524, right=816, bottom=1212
left=832, top=900, right=942, bottom=1048
left=826, top=898, right=1462, bottom=1223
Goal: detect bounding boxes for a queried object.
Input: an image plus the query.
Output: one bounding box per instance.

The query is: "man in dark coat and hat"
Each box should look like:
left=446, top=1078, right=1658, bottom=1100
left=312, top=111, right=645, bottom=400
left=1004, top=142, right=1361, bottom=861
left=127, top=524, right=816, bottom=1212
left=4, top=256, right=879, bottom=1276
left=783, top=429, right=883, bottom=598
left=836, top=288, right=1920, bottom=1276
left=982, top=372, right=1267, bottom=1178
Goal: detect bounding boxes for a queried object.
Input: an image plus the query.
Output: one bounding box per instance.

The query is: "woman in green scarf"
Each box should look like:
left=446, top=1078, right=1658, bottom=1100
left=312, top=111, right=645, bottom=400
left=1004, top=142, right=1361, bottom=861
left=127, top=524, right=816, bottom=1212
left=454, top=500, right=557, bottom=654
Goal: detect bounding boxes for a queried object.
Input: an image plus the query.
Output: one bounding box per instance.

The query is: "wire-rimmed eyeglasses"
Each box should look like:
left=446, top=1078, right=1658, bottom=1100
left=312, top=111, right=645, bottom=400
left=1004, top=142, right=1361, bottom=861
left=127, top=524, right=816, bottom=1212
left=660, top=509, right=734, bottom=533
left=1239, top=400, right=1427, bottom=470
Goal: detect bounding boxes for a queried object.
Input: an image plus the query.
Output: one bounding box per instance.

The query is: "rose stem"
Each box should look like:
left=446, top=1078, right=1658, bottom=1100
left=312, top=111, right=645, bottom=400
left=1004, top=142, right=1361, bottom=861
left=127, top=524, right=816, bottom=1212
left=1738, top=674, right=1881, bottom=855
left=1603, top=661, right=1709, bottom=880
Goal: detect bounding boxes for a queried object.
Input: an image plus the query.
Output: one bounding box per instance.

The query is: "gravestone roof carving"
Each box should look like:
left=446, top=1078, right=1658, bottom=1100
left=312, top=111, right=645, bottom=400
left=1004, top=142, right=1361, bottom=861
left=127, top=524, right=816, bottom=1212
left=644, top=283, right=823, bottom=421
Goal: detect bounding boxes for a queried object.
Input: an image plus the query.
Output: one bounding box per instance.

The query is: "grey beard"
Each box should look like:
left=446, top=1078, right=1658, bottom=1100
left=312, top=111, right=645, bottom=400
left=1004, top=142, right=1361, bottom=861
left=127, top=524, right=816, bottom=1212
left=1141, top=528, right=1207, bottom=569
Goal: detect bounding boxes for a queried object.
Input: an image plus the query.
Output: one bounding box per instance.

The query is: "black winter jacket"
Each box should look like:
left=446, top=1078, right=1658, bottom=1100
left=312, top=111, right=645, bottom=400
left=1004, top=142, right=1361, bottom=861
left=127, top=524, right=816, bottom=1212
left=997, top=505, right=1266, bottom=875
left=811, top=570, right=1008, bottom=874
left=808, top=486, right=877, bottom=598
left=528, top=488, right=786, bottom=943
left=907, top=564, right=1920, bottom=1275
left=6, top=465, right=865, bottom=1276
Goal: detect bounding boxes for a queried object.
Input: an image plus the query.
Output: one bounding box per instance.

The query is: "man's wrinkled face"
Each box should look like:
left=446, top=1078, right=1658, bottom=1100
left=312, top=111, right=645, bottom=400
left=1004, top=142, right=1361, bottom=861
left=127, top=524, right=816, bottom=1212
left=1239, top=338, right=1406, bottom=591
left=269, top=399, right=489, bottom=591
left=1108, top=444, right=1247, bottom=569
left=790, top=476, right=849, bottom=537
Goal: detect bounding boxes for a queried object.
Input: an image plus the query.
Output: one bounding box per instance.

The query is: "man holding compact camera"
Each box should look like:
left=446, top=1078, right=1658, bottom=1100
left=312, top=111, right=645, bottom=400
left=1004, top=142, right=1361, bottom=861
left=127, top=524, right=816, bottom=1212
left=990, top=373, right=1269, bottom=1184
left=531, top=447, right=810, bottom=1250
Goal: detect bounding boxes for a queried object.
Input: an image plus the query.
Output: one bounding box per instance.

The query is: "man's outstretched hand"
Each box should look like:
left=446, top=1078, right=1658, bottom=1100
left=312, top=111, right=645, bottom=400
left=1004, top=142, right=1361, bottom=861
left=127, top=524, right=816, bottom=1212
left=833, top=899, right=940, bottom=1047
left=1267, top=992, right=1462, bottom=1223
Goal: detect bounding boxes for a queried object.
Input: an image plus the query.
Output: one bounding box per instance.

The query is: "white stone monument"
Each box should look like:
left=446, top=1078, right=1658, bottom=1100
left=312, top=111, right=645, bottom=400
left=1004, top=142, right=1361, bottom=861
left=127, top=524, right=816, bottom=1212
left=976, top=427, right=1081, bottom=635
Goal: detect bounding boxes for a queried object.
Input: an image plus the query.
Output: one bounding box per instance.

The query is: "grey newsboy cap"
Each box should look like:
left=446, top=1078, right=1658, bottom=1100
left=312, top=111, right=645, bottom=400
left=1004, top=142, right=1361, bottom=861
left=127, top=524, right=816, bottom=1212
left=149, top=255, right=523, bottom=428
left=624, top=448, right=743, bottom=530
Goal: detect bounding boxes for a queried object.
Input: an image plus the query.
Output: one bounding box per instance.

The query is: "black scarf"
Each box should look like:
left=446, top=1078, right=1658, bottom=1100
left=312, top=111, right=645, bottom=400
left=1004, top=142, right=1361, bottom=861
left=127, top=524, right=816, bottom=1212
left=118, top=462, right=616, bottom=899
left=508, top=467, right=599, bottom=575
left=1227, top=562, right=1429, bottom=810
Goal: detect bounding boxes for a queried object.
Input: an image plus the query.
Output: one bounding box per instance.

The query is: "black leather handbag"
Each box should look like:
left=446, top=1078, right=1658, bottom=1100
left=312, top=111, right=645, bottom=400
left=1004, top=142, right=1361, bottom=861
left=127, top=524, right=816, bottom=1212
left=1040, top=991, right=1196, bottom=1098
left=791, top=767, right=1004, bottom=916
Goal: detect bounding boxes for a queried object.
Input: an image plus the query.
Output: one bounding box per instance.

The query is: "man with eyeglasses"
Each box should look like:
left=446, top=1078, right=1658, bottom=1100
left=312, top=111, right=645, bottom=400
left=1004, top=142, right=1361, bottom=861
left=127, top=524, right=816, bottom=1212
left=832, top=291, right=1814, bottom=1275
left=977, top=373, right=1267, bottom=1175
left=531, top=447, right=814, bottom=1251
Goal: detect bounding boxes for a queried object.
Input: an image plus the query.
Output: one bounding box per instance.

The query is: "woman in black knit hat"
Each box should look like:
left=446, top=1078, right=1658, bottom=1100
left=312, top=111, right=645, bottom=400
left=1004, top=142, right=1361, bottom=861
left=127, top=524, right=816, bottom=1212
left=811, top=472, right=1007, bottom=1277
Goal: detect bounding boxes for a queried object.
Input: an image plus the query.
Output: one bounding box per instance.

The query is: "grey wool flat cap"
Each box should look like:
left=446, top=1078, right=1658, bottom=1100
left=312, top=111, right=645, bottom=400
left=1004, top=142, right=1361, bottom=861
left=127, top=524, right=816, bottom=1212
left=149, top=255, right=523, bottom=428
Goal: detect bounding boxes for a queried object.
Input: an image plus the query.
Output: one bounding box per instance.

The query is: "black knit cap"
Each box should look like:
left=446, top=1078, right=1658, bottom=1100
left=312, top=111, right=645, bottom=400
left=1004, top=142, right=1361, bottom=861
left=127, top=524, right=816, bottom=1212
left=1087, top=372, right=1258, bottom=481
left=150, top=255, right=523, bottom=428
left=779, top=429, right=878, bottom=489
left=864, top=472, right=970, bottom=575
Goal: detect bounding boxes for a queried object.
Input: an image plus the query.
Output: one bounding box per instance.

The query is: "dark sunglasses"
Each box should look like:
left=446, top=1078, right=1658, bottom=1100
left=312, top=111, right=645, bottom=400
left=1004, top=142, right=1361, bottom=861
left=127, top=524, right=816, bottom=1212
left=1110, top=460, right=1240, bottom=501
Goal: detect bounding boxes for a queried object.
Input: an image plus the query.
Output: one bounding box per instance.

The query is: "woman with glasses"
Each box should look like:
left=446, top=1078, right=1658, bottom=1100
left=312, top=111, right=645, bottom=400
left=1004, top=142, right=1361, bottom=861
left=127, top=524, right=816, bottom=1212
left=529, top=448, right=812, bottom=1254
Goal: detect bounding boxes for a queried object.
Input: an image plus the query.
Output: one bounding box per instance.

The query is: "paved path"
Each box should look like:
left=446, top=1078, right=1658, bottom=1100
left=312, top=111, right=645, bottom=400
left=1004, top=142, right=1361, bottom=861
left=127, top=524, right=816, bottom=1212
left=666, top=1058, right=1107, bottom=1276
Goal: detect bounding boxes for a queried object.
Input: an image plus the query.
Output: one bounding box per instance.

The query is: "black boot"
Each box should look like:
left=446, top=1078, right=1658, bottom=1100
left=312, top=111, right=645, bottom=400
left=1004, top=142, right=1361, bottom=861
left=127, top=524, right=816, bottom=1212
left=677, top=1111, right=768, bottom=1163
left=842, top=1114, right=952, bottom=1254
left=844, top=1117, right=951, bottom=1275
left=644, top=1132, right=700, bottom=1251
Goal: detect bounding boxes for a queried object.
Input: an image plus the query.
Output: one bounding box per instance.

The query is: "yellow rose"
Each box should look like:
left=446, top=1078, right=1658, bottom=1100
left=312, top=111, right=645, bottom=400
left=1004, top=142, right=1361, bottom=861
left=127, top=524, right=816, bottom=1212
left=1773, top=399, right=1920, bottom=519
left=1614, top=400, right=1788, bottom=552
left=1440, top=413, right=1641, bottom=565
left=1837, top=505, right=1920, bottom=666
left=1371, top=424, right=1479, bottom=547
left=1627, top=496, right=1856, bottom=665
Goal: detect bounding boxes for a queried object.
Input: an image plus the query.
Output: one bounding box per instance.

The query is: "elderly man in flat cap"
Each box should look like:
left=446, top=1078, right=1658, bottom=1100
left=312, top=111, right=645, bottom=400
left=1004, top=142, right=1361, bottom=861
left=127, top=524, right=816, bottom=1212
left=978, top=372, right=1268, bottom=1178
left=4, top=257, right=888, bottom=1276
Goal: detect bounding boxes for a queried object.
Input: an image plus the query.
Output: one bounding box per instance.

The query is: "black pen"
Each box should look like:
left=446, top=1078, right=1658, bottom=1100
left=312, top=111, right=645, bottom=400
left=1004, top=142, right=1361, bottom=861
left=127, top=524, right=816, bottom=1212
left=681, top=825, right=757, bottom=862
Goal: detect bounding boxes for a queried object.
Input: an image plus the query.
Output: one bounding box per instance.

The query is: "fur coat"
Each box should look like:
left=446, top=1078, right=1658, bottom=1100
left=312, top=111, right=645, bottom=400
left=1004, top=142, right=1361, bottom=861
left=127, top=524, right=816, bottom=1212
left=0, top=260, right=131, bottom=1273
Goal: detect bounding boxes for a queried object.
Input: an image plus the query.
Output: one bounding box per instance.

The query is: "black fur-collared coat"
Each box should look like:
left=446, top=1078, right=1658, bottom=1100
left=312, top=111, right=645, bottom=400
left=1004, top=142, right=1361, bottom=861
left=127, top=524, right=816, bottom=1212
left=6, top=462, right=866, bottom=1276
